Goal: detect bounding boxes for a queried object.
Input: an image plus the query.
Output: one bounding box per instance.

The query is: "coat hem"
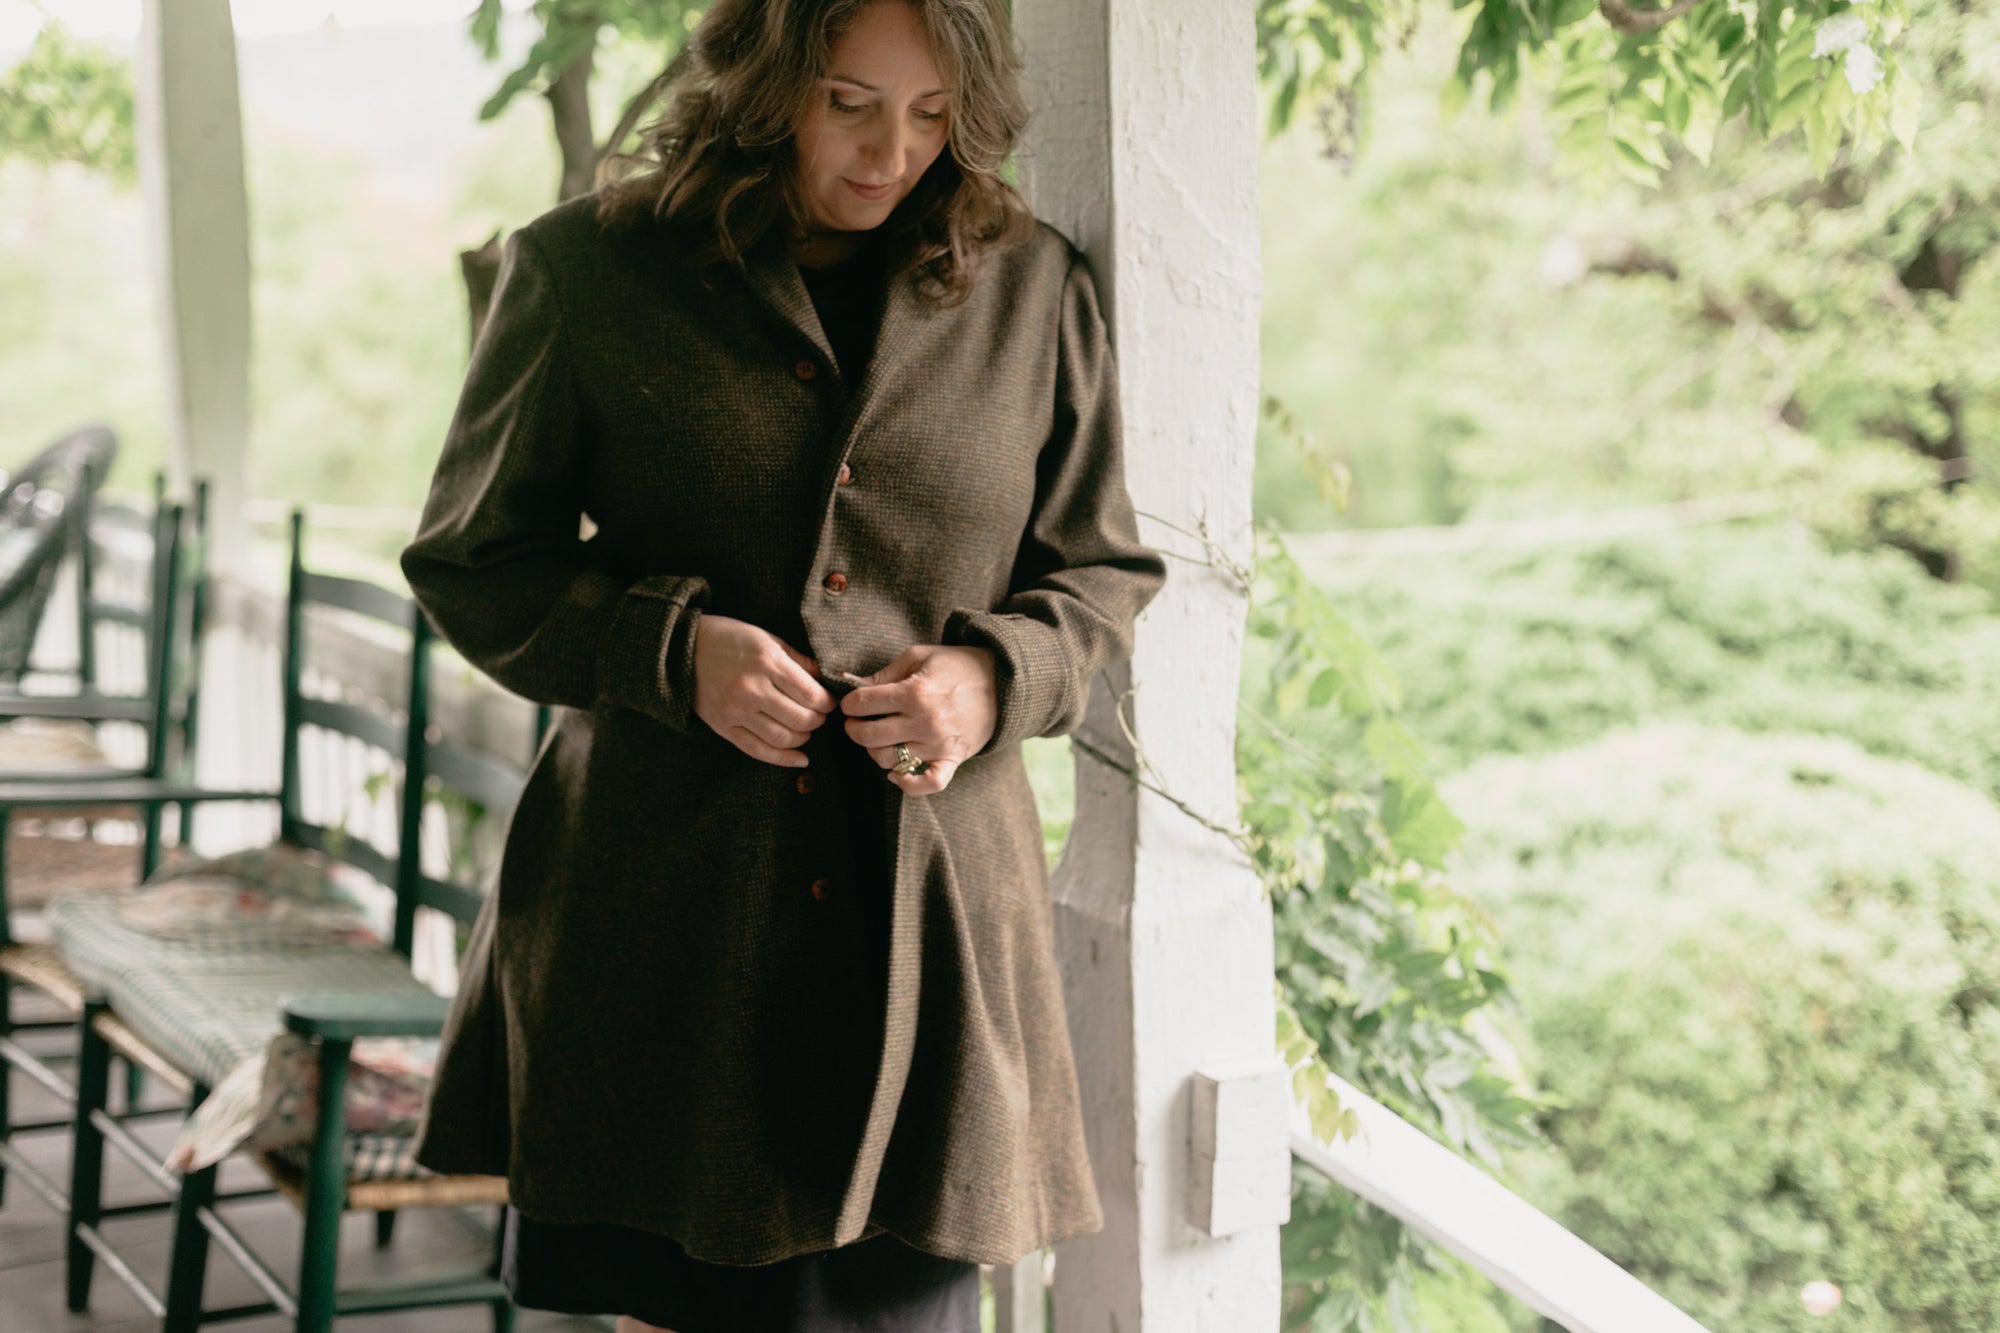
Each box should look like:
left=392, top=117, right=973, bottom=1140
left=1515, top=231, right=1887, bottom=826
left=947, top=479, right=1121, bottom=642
left=497, top=1179, right=1105, bottom=1269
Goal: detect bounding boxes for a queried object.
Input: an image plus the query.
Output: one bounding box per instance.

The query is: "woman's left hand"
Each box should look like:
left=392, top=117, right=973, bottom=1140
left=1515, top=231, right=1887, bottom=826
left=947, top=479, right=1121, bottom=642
left=840, top=645, right=998, bottom=794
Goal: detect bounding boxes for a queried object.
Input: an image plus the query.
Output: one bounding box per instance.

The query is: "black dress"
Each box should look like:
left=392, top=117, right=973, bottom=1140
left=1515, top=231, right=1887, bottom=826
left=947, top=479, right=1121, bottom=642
left=498, top=236, right=981, bottom=1333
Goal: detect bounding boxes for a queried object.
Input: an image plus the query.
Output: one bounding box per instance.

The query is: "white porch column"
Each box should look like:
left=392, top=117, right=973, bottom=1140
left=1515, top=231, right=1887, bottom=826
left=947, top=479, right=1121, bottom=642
left=1013, top=2, right=1279, bottom=1330
left=136, top=0, right=252, bottom=562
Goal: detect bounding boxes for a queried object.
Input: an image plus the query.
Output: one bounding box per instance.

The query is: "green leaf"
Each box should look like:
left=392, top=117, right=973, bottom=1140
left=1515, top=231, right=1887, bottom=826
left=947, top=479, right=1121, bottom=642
left=1722, top=65, right=1754, bottom=119
left=1681, top=97, right=1720, bottom=163
left=1804, top=99, right=1841, bottom=177
left=1663, top=82, right=1691, bottom=136
left=1438, top=70, right=1472, bottom=122
left=1889, top=70, right=1922, bottom=148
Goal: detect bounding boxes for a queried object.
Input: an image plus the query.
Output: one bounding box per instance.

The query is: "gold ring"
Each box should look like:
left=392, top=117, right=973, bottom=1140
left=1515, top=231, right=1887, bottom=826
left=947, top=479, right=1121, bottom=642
left=893, top=743, right=928, bottom=776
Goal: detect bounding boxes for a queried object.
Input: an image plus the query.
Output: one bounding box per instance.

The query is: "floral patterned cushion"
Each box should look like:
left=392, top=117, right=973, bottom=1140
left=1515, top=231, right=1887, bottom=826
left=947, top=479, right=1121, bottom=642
left=168, top=1031, right=436, bottom=1175
left=115, top=844, right=381, bottom=948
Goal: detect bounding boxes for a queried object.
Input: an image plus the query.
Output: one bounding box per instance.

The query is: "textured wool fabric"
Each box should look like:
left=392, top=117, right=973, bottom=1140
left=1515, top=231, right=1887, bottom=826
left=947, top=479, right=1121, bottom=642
left=400, top=192, right=1167, bottom=1267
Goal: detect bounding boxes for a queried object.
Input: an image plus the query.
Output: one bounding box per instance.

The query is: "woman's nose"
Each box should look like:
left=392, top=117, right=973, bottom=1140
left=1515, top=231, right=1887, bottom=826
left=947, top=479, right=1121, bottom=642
left=865, top=118, right=911, bottom=179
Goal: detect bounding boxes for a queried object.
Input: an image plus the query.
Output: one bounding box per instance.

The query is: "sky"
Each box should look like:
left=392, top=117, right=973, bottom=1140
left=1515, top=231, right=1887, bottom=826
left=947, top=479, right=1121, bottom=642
left=0, top=0, right=535, bottom=48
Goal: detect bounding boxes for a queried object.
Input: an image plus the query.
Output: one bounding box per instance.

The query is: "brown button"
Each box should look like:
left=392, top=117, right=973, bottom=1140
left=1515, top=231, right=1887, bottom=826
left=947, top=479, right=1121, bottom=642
left=793, top=358, right=818, bottom=382
left=795, top=772, right=815, bottom=794
left=835, top=462, right=854, bottom=486
left=810, top=876, right=833, bottom=901
left=822, top=571, right=848, bottom=593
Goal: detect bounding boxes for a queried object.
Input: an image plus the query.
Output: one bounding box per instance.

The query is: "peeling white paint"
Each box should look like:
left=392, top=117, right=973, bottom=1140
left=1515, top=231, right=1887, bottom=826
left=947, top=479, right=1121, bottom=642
left=1016, top=0, right=1274, bottom=1328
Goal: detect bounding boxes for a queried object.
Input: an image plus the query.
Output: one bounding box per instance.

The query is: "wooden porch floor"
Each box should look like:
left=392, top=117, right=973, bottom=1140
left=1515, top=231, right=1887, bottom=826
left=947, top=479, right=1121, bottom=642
left=1, top=989, right=598, bottom=1333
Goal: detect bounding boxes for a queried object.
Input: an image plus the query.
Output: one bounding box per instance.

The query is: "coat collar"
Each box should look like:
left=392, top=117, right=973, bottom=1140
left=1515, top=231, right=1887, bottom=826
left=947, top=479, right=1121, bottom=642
left=739, top=232, right=930, bottom=403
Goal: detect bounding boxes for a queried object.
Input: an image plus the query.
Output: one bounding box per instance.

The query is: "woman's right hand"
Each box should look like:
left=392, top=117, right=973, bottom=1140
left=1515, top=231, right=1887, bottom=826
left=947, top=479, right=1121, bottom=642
left=690, top=614, right=836, bottom=767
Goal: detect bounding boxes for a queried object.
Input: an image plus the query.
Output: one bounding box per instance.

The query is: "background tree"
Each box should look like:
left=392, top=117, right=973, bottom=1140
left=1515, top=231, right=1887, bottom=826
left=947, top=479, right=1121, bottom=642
left=0, top=20, right=134, bottom=181
left=458, top=0, right=700, bottom=341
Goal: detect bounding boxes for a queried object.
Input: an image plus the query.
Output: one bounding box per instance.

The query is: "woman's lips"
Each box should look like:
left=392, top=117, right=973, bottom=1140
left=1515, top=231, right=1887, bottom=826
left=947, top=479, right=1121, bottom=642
left=844, top=178, right=896, bottom=201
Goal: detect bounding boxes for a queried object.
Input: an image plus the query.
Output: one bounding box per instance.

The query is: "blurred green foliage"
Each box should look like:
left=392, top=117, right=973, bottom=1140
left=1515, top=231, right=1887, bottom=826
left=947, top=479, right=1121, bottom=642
left=1260, top=0, right=1919, bottom=182
left=1261, top=0, right=1999, bottom=587
left=0, top=22, right=134, bottom=181
left=1447, top=724, right=2000, bottom=1330
left=1306, top=522, right=2000, bottom=790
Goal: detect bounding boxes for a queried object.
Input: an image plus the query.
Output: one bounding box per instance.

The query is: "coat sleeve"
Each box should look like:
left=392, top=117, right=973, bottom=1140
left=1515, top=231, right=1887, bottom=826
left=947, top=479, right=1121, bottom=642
left=400, top=227, right=711, bottom=732
left=941, top=252, right=1168, bottom=756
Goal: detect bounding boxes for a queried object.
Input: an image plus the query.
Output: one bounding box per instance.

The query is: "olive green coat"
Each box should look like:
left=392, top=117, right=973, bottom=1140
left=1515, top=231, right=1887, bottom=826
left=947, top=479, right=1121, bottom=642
left=401, top=193, right=1166, bottom=1267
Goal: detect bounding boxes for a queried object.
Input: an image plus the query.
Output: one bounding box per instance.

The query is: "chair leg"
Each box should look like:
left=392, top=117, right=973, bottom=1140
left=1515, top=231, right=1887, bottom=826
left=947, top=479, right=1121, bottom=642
left=0, top=809, right=13, bottom=1208
left=65, top=1000, right=114, bottom=1312
left=0, top=973, right=13, bottom=1208
left=488, top=1203, right=516, bottom=1333
left=162, top=1150, right=218, bottom=1333
left=373, top=1209, right=397, bottom=1248
left=294, top=1037, right=352, bottom=1333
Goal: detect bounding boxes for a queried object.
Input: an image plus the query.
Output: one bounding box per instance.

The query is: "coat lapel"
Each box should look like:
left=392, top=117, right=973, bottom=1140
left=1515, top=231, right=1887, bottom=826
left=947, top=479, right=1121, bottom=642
left=741, top=240, right=836, bottom=371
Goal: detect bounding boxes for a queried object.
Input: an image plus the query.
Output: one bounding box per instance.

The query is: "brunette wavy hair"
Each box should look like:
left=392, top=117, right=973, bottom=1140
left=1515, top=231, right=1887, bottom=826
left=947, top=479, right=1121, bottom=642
left=596, top=0, right=1034, bottom=304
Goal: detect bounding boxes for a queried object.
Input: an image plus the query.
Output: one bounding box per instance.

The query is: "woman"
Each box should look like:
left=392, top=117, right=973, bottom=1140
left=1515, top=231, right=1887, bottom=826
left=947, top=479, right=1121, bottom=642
left=400, top=0, right=1166, bottom=1328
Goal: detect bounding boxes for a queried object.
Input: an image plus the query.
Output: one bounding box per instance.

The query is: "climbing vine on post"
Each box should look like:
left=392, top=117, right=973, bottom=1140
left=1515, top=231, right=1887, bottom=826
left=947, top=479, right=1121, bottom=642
left=1112, top=514, right=1542, bottom=1327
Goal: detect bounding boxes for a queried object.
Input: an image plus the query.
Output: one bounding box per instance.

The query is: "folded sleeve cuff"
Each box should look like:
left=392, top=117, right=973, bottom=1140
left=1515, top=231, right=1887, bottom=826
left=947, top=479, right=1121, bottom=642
left=942, top=608, right=1076, bottom=757
left=595, top=574, right=712, bottom=732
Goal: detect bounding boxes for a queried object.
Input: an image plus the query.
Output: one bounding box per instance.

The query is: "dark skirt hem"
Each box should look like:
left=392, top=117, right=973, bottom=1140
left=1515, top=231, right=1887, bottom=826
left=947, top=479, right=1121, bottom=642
left=500, top=1205, right=983, bottom=1333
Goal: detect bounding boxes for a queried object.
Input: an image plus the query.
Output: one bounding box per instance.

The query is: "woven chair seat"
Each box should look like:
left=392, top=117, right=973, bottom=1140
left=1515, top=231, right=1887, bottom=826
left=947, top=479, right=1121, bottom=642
left=3, top=829, right=139, bottom=910
left=47, top=888, right=451, bottom=1182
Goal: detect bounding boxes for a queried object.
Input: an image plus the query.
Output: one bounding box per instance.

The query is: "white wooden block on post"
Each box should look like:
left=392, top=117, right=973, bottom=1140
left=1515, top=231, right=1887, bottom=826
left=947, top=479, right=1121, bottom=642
left=1188, top=1058, right=1294, bottom=1237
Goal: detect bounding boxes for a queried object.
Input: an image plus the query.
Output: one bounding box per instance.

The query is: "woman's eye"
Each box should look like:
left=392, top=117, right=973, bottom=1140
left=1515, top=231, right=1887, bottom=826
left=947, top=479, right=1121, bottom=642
left=829, top=93, right=867, bottom=114
left=914, top=108, right=945, bottom=124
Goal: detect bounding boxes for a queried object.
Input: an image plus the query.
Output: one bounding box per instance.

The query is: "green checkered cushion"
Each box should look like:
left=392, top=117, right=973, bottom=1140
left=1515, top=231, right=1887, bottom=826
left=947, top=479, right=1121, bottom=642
left=45, top=888, right=439, bottom=1181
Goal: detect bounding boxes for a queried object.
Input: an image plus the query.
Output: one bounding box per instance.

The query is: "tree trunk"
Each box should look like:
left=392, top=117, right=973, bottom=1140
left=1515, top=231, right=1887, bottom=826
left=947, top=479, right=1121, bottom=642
left=548, top=46, right=597, bottom=203
left=459, top=43, right=598, bottom=353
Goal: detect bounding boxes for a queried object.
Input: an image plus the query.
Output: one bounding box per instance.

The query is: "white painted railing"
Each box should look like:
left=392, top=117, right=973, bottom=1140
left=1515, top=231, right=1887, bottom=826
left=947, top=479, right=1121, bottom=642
left=1290, top=1077, right=1712, bottom=1333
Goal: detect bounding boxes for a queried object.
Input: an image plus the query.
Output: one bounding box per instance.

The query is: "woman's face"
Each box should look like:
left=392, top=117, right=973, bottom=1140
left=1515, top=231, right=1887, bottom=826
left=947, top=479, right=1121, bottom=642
left=791, top=1, right=952, bottom=236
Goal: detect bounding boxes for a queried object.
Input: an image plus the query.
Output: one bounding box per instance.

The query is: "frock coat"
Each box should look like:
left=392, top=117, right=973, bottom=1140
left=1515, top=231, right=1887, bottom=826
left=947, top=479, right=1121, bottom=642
left=399, top=192, right=1168, bottom=1269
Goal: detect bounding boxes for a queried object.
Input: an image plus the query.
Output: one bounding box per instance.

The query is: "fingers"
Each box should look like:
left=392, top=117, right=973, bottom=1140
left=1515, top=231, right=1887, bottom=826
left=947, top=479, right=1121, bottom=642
left=725, top=725, right=810, bottom=769
left=845, top=713, right=942, bottom=751
left=841, top=675, right=919, bottom=720
left=740, top=710, right=816, bottom=752
left=773, top=640, right=837, bottom=714
left=755, top=686, right=828, bottom=735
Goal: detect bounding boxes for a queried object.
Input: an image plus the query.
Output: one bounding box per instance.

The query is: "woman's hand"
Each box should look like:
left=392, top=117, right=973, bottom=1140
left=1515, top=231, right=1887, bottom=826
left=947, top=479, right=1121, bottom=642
left=691, top=614, right=836, bottom=767
left=839, top=645, right=998, bottom=795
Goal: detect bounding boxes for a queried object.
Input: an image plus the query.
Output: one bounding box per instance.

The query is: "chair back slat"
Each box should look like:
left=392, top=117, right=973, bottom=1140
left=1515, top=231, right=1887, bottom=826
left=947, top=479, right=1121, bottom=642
left=298, top=571, right=419, bottom=632
left=278, top=511, right=420, bottom=920
left=420, top=741, right=527, bottom=817
left=287, top=822, right=400, bottom=899
left=415, top=876, right=485, bottom=925
left=387, top=621, right=532, bottom=956
left=295, top=697, right=405, bottom=759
